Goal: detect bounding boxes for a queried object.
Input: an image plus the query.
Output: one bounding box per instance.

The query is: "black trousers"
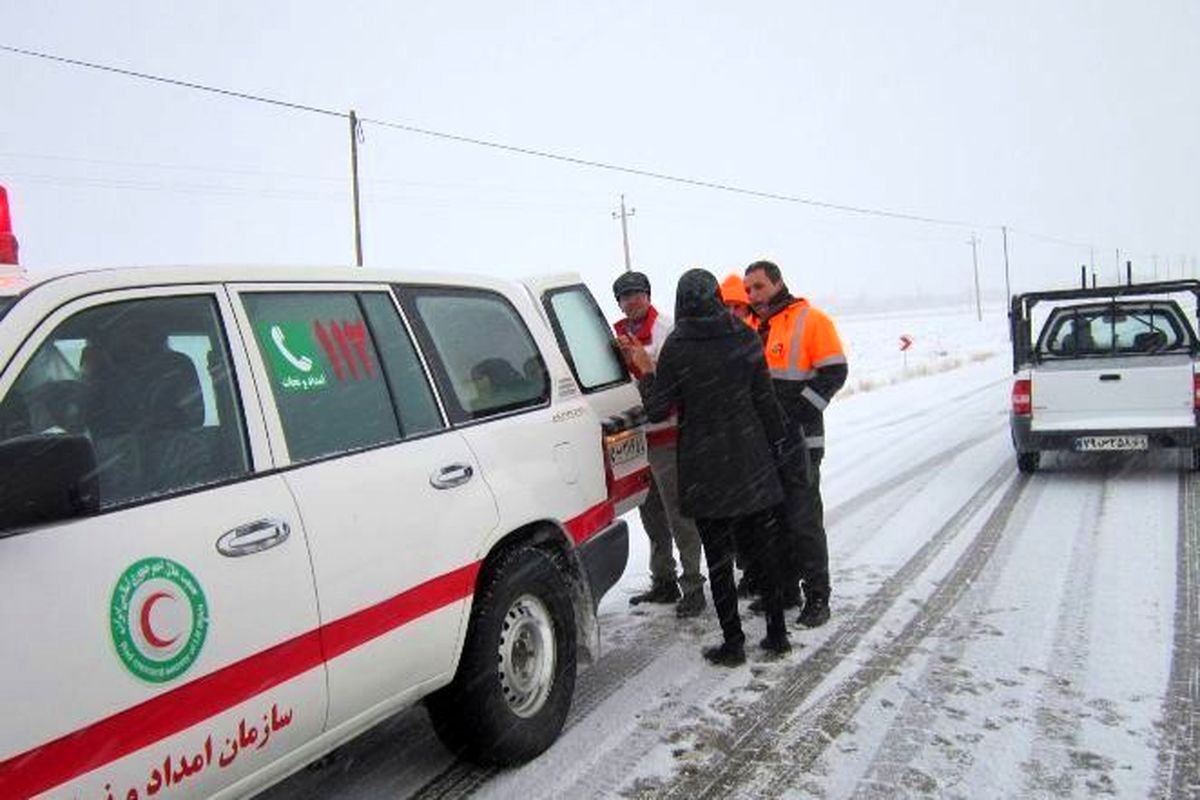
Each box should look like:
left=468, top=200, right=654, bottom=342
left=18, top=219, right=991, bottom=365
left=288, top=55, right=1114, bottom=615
left=696, top=507, right=788, bottom=646
left=778, top=456, right=830, bottom=599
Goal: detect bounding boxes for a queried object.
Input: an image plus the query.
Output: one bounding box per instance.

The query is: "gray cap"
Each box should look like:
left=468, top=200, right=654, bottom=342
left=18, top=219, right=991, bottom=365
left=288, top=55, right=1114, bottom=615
left=612, top=271, right=651, bottom=300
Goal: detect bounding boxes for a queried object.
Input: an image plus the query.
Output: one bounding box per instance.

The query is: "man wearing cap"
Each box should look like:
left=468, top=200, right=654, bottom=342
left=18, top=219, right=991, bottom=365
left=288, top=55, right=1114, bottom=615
left=612, top=270, right=706, bottom=617
left=744, top=259, right=847, bottom=628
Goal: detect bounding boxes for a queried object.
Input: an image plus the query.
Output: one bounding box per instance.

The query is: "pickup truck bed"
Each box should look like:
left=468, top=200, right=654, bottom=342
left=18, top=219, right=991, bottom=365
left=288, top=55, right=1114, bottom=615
left=1008, top=280, right=1200, bottom=472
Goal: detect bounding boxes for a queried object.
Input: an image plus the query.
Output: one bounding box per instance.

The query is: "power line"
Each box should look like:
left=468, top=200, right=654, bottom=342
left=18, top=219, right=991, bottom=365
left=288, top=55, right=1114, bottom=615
left=3, top=43, right=982, bottom=231
left=359, top=116, right=981, bottom=229
left=0, top=44, right=344, bottom=119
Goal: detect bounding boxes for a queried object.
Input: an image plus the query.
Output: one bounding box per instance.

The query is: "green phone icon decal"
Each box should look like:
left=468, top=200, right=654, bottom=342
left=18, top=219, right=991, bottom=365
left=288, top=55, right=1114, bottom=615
left=258, top=321, right=328, bottom=392
left=271, top=325, right=314, bottom=372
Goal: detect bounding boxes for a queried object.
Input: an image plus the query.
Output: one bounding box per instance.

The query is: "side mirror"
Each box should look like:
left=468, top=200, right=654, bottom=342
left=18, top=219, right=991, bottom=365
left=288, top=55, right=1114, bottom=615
left=0, top=434, right=100, bottom=533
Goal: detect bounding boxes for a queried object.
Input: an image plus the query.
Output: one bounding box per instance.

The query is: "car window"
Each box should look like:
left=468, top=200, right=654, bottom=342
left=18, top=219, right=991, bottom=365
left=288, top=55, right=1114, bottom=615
left=408, top=288, right=549, bottom=421
left=0, top=296, right=14, bottom=321
left=359, top=292, right=444, bottom=437
left=544, top=285, right=627, bottom=391
left=244, top=291, right=441, bottom=462
left=1042, top=304, right=1189, bottom=357
left=0, top=294, right=251, bottom=518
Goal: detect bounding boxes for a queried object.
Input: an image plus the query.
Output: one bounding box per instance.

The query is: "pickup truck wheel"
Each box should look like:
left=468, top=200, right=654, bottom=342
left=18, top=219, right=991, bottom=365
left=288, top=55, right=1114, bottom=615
left=426, top=545, right=576, bottom=765
left=1017, top=451, right=1040, bottom=473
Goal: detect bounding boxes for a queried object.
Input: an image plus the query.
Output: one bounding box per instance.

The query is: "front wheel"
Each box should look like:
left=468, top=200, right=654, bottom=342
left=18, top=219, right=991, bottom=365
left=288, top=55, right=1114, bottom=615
left=1017, top=451, right=1040, bottom=474
left=426, top=545, right=577, bottom=765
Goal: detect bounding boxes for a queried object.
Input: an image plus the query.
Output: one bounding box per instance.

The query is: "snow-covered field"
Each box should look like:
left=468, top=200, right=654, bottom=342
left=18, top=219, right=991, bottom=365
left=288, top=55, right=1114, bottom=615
left=267, top=302, right=1198, bottom=799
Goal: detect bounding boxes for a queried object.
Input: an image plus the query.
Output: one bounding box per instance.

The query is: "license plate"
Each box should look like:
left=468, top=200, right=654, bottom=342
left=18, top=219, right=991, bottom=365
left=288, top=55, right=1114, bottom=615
left=606, top=429, right=647, bottom=468
left=1074, top=435, right=1149, bottom=452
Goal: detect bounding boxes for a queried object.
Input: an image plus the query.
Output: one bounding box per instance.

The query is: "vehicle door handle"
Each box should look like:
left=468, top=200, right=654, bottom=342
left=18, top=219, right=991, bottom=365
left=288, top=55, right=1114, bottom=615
left=217, top=518, right=291, bottom=557
left=430, top=463, right=474, bottom=489
left=1099, top=374, right=1121, bottom=381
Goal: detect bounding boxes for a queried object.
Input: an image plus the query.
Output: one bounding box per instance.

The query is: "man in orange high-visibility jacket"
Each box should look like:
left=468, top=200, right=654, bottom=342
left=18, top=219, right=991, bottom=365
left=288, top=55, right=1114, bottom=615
left=744, top=259, right=847, bottom=628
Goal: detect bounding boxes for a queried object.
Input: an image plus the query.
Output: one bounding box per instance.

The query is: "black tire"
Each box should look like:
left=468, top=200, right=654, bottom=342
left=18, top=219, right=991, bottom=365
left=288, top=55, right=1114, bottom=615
left=1017, top=451, right=1040, bottom=474
left=426, top=545, right=577, bottom=765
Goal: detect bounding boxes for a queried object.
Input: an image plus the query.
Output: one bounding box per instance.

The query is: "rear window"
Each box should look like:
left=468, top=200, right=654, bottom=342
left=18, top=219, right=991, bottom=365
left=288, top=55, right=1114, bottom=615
left=0, top=296, right=14, bottom=321
left=1038, top=302, right=1194, bottom=358
left=543, top=284, right=628, bottom=392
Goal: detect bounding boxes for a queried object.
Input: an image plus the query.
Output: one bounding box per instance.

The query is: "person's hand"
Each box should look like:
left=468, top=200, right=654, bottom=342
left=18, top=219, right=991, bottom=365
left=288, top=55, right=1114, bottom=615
left=618, top=335, right=654, bottom=375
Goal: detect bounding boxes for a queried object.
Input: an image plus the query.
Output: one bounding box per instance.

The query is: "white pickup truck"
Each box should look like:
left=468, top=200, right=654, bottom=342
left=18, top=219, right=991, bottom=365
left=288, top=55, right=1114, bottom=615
left=1009, top=280, right=1200, bottom=473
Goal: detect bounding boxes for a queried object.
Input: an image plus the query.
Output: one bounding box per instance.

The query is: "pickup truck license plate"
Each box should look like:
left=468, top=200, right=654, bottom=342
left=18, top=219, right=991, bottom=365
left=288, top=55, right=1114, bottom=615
left=607, top=429, right=647, bottom=468
left=1074, top=435, right=1148, bottom=452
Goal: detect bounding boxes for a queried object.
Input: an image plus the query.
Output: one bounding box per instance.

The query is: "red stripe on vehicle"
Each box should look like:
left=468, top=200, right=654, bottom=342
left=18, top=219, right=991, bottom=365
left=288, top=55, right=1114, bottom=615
left=0, top=504, right=615, bottom=798
left=610, top=466, right=651, bottom=506
left=0, top=632, right=325, bottom=800
left=321, top=562, right=480, bottom=660
left=645, top=427, right=678, bottom=447
left=0, top=565, right=479, bottom=798
left=565, top=501, right=615, bottom=545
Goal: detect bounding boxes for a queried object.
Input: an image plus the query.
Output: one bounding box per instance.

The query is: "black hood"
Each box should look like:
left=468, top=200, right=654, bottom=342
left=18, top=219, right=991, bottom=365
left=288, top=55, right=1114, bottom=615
left=673, top=268, right=744, bottom=340
left=674, top=268, right=725, bottom=320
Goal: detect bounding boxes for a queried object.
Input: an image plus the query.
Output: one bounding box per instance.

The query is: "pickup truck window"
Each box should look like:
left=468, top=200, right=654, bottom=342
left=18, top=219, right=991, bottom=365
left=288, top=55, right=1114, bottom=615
left=1040, top=303, right=1192, bottom=358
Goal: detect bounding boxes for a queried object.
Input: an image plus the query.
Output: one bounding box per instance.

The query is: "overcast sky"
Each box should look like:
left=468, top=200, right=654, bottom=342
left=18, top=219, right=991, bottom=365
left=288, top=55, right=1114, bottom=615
left=2, top=1, right=1197, bottom=316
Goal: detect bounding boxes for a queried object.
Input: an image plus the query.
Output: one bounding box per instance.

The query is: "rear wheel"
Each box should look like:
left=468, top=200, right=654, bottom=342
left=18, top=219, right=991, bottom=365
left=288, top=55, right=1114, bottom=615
left=1017, top=451, right=1040, bottom=473
left=426, top=545, right=576, bottom=765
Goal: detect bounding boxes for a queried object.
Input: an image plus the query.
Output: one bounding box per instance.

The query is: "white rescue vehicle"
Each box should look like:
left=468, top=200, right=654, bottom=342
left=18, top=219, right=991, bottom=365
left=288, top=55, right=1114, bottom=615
left=1009, top=279, right=1200, bottom=472
left=0, top=265, right=649, bottom=798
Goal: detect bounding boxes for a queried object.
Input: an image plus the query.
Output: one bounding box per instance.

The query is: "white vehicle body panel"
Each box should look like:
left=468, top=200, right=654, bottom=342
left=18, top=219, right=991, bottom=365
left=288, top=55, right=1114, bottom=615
left=1031, top=355, right=1195, bottom=432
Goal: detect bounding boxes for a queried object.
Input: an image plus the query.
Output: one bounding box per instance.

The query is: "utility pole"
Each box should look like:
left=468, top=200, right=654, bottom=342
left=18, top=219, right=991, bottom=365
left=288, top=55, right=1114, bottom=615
left=1153, top=253, right=1159, bottom=280
left=1115, top=248, right=1121, bottom=284
left=349, top=109, right=364, bottom=267
left=612, top=194, right=635, bottom=272
left=1001, top=225, right=1012, bottom=303
left=969, top=233, right=982, bottom=322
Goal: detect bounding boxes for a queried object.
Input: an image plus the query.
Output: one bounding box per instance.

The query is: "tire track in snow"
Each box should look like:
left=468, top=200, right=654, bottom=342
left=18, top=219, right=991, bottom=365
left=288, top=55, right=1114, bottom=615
left=1152, top=471, right=1200, bottom=800
left=746, top=472, right=1033, bottom=799
left=648, top=462, right=1024, bottom=800
left=845, top=469, right=1104, bottom=799
left=839, top=376, right=1007, bottom=439
left=1018, top=470, right=1111, bottom=796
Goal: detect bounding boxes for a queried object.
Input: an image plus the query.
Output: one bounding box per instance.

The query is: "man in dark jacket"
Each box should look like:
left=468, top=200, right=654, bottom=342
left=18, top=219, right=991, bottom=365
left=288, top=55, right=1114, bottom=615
left=745, top=260, right=847, bottom=628
left=622, top=269, right=797, bottom=666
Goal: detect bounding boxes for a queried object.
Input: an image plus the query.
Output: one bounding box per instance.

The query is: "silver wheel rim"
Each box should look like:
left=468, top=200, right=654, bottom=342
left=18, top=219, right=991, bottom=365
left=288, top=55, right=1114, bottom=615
left=497, top=593, right=556, bottom=718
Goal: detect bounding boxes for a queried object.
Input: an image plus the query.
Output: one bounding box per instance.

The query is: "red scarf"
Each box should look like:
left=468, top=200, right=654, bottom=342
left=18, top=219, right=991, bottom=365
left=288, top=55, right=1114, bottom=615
left=613, top=305, right=658, bottom=345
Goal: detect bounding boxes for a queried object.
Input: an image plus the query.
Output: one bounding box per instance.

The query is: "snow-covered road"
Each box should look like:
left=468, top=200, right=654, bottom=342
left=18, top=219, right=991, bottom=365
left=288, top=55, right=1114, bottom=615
left=265, top=307, right=1198, bottom=799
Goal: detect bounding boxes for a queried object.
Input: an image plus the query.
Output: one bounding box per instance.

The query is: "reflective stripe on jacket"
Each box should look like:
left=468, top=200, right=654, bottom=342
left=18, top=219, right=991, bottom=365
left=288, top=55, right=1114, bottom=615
left=759, top=298, right=847, bottom=450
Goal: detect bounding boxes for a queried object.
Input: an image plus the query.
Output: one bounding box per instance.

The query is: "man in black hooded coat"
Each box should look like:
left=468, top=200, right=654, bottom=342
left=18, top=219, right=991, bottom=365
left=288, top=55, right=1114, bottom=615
left=621, top=268, right=801, bottom=665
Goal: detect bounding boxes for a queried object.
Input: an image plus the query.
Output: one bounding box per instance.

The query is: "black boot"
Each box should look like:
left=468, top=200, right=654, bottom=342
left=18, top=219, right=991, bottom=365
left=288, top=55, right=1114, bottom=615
left=675, top=587, right=707, bottom=618
left=759, top=634, right=792, bottom=656
left=701, top=639, right=746, bottom=667
left=629, top=581, right=680, bottom=606
left=796, top=592, right=830, bottom=628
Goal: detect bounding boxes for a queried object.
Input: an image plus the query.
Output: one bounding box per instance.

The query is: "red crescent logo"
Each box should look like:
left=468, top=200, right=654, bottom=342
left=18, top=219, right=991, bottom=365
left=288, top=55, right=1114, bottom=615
left=139, top=591, right=180, bottom=649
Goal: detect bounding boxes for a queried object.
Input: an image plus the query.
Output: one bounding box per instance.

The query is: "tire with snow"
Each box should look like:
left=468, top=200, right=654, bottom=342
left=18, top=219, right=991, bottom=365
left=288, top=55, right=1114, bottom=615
left=426, top=545, right=577, bottom=765
left=1016, top=450, right=1040, bottom=474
